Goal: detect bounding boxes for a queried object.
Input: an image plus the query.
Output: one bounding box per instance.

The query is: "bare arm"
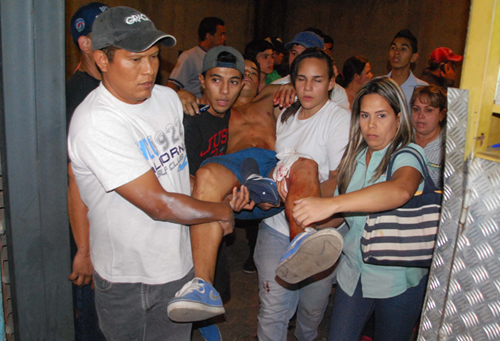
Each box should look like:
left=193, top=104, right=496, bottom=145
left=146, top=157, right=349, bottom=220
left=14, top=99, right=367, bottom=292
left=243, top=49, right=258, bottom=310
left=316, top=170, right=345, bottom=228
left=178, top=90, right=201, bottom=116
left=294, top=166, right=422, bottom=227
left=320, top=170, right=338, bottom=198
left=115, top=169, right=234, bottom=233
left=67, top=163, right=93, bottom=287
left=167, top=82, right=180, bottom=92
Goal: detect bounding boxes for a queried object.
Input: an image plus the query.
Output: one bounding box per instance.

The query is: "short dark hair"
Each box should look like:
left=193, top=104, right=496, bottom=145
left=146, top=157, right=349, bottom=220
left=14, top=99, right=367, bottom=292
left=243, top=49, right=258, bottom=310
left=244, top=40, right=274, bottom=62
left=393, top=29, right=418, bottom=53
left=198, top=17, right=225, bottom=41
left=324, top=34, right=334, bottom=46
left=101, top=46, right=119, bottom=62
left=201, top=51, right=242, bottom=78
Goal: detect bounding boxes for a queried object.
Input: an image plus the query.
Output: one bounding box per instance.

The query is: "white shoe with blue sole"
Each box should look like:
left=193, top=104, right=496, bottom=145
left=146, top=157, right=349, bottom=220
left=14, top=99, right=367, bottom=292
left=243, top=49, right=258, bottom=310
left=167, top=278, right=225, bottom=322
left=275, top=227, right=343, bottom=284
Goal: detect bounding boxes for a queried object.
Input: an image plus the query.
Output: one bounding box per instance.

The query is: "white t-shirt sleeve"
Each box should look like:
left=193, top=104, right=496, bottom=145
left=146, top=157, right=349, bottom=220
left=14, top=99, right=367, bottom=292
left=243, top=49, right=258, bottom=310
left=330, top=84, right=350, bottom=110
left=168, top=52, right=193, bottom=89
left=325, top=106, right=351, bottom=171
left=71, top=113, right=151, bottom=192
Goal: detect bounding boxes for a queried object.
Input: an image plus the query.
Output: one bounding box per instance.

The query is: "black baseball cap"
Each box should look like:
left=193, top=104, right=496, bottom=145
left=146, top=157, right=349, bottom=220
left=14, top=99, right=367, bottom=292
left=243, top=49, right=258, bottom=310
left=92, top=6, right=176, bottom=52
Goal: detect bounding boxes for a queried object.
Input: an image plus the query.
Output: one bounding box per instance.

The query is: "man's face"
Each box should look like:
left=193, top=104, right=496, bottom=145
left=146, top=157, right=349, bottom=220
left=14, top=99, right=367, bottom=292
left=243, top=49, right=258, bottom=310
left=324, top=42, right=333, bottom=56
left=289, top=44, right=306, bottom=65
left=389, top=37, right=418, bottom=70
left=256, top=49, right=274, bottom=75
left=242, top=60, right=259, bottom=95
left=199, top=67, right=243, bottom=116
left=208, top=25, right=227, bottom=47
left=273, top=51, right=284, bottom=65
left=95, top=45, right=159, bottom=105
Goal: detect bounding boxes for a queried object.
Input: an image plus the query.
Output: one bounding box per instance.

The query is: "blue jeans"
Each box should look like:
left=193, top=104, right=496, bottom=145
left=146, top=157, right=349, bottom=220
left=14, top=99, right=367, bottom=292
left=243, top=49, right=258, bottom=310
left=254, top=222, right=346, bottom=341
left=327, top=275, right=428, bottom=341
left=94, top=269, right=194, bottom=341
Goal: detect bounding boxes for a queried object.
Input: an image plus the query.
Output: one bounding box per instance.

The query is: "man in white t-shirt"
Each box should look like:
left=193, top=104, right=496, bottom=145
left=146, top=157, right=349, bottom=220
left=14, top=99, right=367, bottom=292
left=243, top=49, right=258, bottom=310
left=67, top=7, right=236, bottom=340
left=167, top=17, right=226, bottom=98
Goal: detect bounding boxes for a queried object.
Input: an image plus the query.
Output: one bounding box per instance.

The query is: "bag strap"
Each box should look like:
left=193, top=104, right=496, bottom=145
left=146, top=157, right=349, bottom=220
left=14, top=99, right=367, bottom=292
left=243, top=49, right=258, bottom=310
left=386, top=146, right=438, bottom=192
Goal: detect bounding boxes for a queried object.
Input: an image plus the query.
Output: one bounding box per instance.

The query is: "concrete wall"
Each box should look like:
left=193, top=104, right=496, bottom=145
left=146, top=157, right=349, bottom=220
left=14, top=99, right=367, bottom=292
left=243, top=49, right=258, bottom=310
left=283, top=0, right=471, bottom=79
left=66, top=0, right=470, bottom=84
left=65, top=0, right=255, bottom=83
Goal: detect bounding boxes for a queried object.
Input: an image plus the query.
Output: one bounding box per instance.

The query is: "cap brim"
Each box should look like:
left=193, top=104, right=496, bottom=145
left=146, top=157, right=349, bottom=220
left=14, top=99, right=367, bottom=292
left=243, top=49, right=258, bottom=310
left=448, top=55, right=463, bottom=62
left=115, top=30, right=176, bottom=52
left=285, top=41, right=298, bottom=49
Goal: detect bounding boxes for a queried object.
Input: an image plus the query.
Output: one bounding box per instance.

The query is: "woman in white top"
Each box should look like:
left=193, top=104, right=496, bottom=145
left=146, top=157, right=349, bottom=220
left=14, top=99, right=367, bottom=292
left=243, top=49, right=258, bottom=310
left=254, top=48, right=350, bottom=341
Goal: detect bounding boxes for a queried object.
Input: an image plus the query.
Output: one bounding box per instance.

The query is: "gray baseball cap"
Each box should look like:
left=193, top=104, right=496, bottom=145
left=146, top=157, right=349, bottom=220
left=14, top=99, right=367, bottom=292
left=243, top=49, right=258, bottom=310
left=201, top=46, right=245, bottom=76
left=92, top=6, right=176, bottom=52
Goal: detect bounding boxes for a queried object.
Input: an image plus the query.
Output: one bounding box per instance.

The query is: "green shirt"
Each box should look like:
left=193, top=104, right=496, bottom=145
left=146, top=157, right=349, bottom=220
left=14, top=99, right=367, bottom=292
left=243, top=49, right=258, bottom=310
left=265, top=70, right=281, bottom=85
left=337, top=143, right=428, bottom=298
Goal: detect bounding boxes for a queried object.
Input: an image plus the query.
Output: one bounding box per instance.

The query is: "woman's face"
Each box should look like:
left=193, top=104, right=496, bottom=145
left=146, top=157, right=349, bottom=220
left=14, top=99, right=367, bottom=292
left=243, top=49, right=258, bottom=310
left=360, top=94, right=400, bottom=151
left=294, top=57, right=334, bottom=116
left=357, top=63, right=373, bottom=85
left=411, top=96, right=445, bottom=137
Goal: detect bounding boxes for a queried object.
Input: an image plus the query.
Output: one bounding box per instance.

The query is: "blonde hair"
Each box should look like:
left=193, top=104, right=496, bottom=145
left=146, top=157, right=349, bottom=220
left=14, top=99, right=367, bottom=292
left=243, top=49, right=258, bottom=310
left=410, top=85, right=447, bottom=127
left=337, top=77, right=414, bottom=194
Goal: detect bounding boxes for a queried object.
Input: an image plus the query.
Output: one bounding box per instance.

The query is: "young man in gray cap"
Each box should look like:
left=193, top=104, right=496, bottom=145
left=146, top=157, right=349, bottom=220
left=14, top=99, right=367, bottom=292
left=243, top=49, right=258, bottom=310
left=67, top=7, right=239, bottom=340
left=182, top=46, right=245, bottom=341
left=184, top=45, right=245, bottom=173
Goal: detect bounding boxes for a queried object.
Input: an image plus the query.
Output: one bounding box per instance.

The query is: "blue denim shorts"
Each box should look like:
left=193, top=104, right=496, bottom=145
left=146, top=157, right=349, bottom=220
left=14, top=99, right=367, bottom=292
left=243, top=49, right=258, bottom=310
left=200, top=147, right=278, bottom=183
left=201, top=147, right=283, bottom=220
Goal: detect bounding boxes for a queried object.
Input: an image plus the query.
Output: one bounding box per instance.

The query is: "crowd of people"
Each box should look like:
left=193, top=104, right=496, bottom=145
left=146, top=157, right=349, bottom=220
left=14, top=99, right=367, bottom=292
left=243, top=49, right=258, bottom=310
left=66, top=2, right=461, bottom=341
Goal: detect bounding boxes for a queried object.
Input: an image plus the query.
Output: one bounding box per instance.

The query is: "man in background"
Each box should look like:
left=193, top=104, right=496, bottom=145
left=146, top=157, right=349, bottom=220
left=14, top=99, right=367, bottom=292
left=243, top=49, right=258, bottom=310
left=167, top=17, right=226, bottom=98
left=420, top=47, right=463, bottom=88
left=66, top=3, right=108, bottom=340
left=387, top=29, right=428, bottom=109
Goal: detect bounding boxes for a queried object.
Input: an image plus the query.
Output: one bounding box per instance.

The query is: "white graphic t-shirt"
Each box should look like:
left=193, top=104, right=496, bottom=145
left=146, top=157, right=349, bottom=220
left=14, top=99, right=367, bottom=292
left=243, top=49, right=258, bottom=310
left=68, top=83, right=192, bottom=285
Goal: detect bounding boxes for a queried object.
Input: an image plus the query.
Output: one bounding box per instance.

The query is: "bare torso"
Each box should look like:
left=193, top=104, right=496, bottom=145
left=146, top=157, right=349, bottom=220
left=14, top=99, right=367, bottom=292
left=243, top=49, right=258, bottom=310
left=227, top=87, right=282, bottom=153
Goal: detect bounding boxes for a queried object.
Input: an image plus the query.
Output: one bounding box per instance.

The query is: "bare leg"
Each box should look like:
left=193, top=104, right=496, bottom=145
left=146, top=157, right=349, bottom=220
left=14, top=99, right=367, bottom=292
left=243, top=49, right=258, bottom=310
left=191, top=163, right=239, bottom=284
left=283, top=158, right=321, bottom=241
left=167, top=163, right=240, bottom=322
left=275, top=158, right=343, bottom=284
